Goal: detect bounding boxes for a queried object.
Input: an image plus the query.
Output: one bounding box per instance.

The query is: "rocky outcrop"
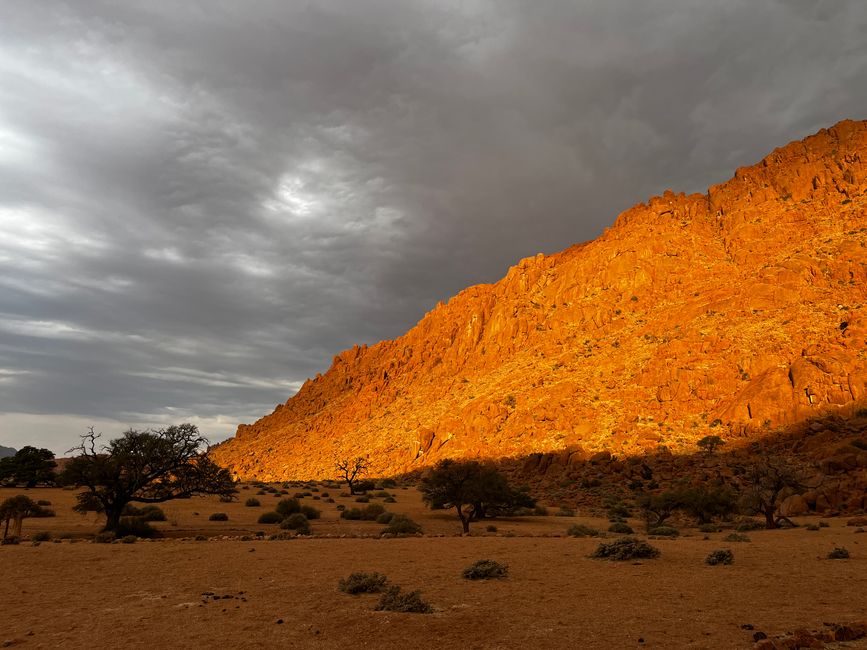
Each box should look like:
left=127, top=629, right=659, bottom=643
left=212, top=120, right=867, bottom=481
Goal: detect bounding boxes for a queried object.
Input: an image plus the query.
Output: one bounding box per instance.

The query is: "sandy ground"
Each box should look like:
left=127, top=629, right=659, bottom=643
left=1, top=486, right=866, bottom=649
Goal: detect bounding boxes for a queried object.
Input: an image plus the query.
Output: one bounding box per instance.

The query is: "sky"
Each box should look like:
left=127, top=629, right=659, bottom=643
left=1, top=1, right=866, bottom=454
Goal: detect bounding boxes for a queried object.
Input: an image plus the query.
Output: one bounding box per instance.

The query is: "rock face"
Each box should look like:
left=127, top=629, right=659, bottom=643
left=212, top=120, right=867, bottom=481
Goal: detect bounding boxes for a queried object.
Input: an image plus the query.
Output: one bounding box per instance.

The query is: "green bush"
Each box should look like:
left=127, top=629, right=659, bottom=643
left=648, top=525, right=679, bottom=537
left=566, top=524, right=600, bottom=538
left=300, top=505, right=321, bottom=520
left=121, top=504, right=166, bottom=521
left=258, top=511, right=283, bottom=524
left=355, top=496, right=370, bottom=503
left=555, top=507, right=575, bottom=517
left=462, top=559, right=508, bottom=580
left=677, top=486, right=737, bottom=524
left=138, top=506, right=166, bottom=522
left=698, top=524, right=721, bottom=533
left=383, top=515, right=422, bottom=535
left=93, top=531, right=116, bottom=544
left=36, top=500, right=52, bottom=506
left=32, top=531, right=52, bottom=542
left=607, top=503, right=632, bottom=519
left=383, top=496, right=397, bottom=504
left=806, top=524, right=820, bottom=531
left=533, top=505, right=549, bottom=516
left=0, top=536, right=20, bottom=545
left=245, top=498, right=261, bottom=507
left=608, top=522, right=634, bottom=534
left=723, top=533, right=750, bottom=543
left=355, top=480, right=376, bottom=493
left=362, top=504, right=385, bottom=520
left=340, top=507, right=363, bottom=520
left=116, top=516, right=157, bottom=538
left=736, top=520, right=765, bottom=532
left=591, top=538, right=660, bottom=561
left=208, top=513, right=228, bottom=521
left=280, top=513, right=310, bottom=534
left=375, top=512, right=395, bottom=524
left=486, top=524, right=498, bottom=533
left=275, top=498, right=301, bottom=517
left=120, top=535, right=137, bottom=544
left=828, top=547, right=850, bottom=560
left=338, top=572, right=388, bottom=594
left=705, top=549, right=734, bottom=565
left=375, top=586, right=432, bottom=613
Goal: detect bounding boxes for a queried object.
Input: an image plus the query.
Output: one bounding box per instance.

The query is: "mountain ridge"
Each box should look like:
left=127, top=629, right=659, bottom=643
left=212, top=119, right=867, bottom=480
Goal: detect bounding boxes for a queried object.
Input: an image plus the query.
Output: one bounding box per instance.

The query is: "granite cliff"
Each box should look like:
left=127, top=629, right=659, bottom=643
left=212, top=119, right=867, bottom=480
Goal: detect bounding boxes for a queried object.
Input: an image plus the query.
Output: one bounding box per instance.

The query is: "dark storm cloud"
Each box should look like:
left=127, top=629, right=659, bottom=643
left=0, top=0, right=865, bottom=452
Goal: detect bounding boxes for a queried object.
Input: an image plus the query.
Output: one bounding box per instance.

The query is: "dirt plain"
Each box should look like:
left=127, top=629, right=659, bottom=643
left=1, top=485, right=866, bottom=649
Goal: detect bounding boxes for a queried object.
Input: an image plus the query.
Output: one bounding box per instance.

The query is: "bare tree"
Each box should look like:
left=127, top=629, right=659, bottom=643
left=335, top=457, right=369, bottom=495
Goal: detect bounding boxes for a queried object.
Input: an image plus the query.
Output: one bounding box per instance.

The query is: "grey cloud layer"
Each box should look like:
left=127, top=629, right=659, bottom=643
left=0, top=0, right=865, bottom=452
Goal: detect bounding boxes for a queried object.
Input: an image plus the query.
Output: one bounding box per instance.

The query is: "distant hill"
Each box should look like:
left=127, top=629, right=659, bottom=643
left=212, top=119, right=867, bottom=481
left=0, top=445, right=16, bottom=458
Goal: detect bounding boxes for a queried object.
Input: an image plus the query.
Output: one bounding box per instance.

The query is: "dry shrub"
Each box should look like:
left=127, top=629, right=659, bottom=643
left=705, top=549, right=734, bottom=565
left=338, top=572, right=388, bottom=594
left=591, top=537, right=660, bottom=561
left=375, top=587, right=432, bottom=613
left=566, top=524, right=600, bottom=538
left=462, top=559, right=508, bottom=580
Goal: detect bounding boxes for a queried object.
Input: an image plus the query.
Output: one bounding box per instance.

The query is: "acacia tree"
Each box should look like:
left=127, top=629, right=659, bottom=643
left=697, top=435, right=725, bottom=456
left=739, top=455, right=806, bottom=529
left=335, top=457, right=370, bottom=495
left=637, top=490, right=681, bottom=528
left=0, top=495, right=44, bottom=539
left=0, top=447, right=57, bottom=487
left=418, top=459, right=533, bottom=534
left=61, top=424, right=236, bottom=533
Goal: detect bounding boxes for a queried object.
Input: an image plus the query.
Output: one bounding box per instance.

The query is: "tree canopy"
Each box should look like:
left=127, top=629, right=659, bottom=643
left=738, top=454, right=806, bottom=529
left=61, top=424, right=236, bottom=533
left=0, top=446, right=57, bottom=487
left=1, top=495, right=46, bottom=539
left=418, top=459, right=533, bottom=533
left=696, top=435, right=726, bottom=456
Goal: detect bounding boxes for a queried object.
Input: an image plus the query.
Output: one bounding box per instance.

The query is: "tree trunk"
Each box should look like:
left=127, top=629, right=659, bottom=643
left=763, top=506, right=777, bottom=529
left=457, top=506, right=470, bottom=534
left=12, top=515, right=23, bottom=538
left=348, top=480, right=356, bottom=495
left=105, top=507, right=123, bottom=533
left=2, top=518, right=8, bottom=539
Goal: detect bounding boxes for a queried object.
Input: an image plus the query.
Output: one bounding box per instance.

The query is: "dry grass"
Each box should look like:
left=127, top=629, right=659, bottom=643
left=1, top=486, right=865, bottom=649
